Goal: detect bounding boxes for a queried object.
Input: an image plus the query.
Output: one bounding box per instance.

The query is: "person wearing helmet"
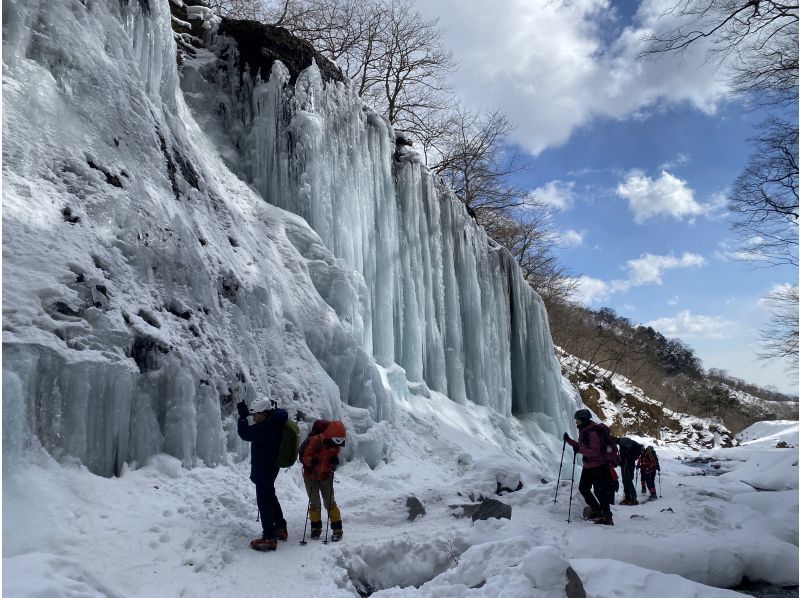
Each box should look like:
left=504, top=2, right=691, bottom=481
left=563, top=409, right=615, bottom=525
left=236, top=396, right=289, bottom=551
left=301, top=420, right=347, bottom=542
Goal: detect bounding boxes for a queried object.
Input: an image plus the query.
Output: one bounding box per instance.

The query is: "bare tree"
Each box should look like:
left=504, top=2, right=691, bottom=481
left=432, top=107, right=529, bottom=215
left=643, top=0, right=798, bottom=104
left=262, top=0, right=455, bottom=145
left=758, top=284, right=799, bottom=371
left=729, top=117, right=799, bottom=267
left=428, top=105, right=576, bottom=303
left=362, top=0, right=455, bottom=138
left=208, top=0, right=271, bottom=20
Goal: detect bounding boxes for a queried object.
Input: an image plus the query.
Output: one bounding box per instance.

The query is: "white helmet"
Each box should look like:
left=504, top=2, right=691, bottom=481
left=249, top=398, right=274, bottom=414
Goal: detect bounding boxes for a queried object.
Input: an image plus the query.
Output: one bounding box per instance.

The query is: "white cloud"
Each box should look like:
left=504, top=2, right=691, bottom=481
left=646, top=310, right=733, bottom=339
left=758, top=283, right=799, bottom=307
left=556, top=229, right=585, bottom=248
left=573, top=276, right=615, bottom=304
left=667, top=296, right=679, bottom=306
left=625, top=252, right=706, bottom=286
left=714, top=236, right=768, bottom=262
left=616, top=170, right=704, bottom=223
left=415, top=0, right=732, bottom=155
left=573, top=252, right=706, bottom=304
left=532, top=180, right=576, bottom=210
left=658, top=153, right=691, bottom=171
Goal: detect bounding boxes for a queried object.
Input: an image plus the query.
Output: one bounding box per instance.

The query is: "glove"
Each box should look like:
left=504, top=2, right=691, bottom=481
left=236, top=401, right=249, bottom=418
left=562, top=433, right=570, bottom=442
left=332, top=457, right=339, bottom=471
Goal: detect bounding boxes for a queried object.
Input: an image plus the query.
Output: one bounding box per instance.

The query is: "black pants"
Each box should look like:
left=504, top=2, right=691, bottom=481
left=641, top=471, right=657, bottom=494
left=621, top=459, right=637, bottom=500
left=579, top=465, right=613, bottom=517
left=255, top=469, right=285, bottom=539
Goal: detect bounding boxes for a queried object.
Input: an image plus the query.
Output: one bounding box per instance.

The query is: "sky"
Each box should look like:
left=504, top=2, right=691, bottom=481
left=414, top=0, right=798, bottom=394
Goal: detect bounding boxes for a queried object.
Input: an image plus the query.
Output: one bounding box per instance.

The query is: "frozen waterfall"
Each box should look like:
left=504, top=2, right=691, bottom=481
left=182, top=27, right=570, bottom=420
left=2, top=0, right=575, bottom=477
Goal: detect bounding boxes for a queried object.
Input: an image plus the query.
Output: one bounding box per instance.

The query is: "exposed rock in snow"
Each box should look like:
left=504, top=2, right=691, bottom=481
left=558, top=349, right=736, bottom=449
left=471, top=498, right=512, bottom=522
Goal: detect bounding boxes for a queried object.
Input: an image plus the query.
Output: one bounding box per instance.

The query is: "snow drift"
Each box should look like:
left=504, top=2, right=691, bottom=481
left=2, top=0, right=575, bottom=477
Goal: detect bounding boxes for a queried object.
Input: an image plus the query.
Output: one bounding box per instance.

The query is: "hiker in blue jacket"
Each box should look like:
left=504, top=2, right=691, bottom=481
left=237, top=397, right=289, bottom=551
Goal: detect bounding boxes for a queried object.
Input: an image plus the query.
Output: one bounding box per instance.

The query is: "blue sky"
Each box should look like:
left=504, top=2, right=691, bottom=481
left=415, top=0, right=798, bottom=393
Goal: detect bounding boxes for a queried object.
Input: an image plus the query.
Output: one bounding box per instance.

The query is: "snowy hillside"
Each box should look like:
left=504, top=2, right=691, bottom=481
left=558, top=349, right=736, bottom=450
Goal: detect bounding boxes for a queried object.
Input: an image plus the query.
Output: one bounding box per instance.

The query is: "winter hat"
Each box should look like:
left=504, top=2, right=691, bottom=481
left=574, top=408, right=592, bottom=422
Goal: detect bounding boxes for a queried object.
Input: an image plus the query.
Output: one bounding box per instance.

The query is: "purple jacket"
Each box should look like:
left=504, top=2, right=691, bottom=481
left=566, top=422, right=611, bottom=469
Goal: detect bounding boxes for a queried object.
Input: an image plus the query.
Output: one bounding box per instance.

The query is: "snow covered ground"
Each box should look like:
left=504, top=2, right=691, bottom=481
left=5, top=404, right=798, bottom=597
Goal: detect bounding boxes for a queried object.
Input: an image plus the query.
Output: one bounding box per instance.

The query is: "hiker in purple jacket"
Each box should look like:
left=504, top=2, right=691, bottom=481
left=563, top=409, right=615, bottom=525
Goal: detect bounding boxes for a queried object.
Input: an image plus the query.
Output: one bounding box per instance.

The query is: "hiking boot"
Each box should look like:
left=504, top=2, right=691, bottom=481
left=250, top=538, right=278, bottom=551
left=310, top=528, right=322, bottom=540
left=275, top=528, right=288, bottom=541
left=640, top=488, right=647, bottom=495
left=331, top=530, right=343, bottom=542
left=583, top=507, right=602, bottom=520
left=593, top=516, right=614, bottom=526
left=649, top=494, right=658, bottom=500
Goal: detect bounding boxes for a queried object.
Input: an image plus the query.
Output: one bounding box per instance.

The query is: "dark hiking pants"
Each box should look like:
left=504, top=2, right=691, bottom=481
left=255, top=468, right=285, bottom=539
left=641, top=471, right=657, bottom=494
left=579, top=465, right=613, bottom=517
left=621, top=459, right=637, bottom=500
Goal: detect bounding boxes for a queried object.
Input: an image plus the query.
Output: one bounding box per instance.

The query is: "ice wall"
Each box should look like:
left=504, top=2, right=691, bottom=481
left=2, top=0, right=392, bottom=476
left=181, top=25, right=573, bottom=423
left=2, top=0, right=574, bottom=477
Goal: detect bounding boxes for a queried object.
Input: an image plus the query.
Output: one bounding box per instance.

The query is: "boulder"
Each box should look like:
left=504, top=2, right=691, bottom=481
left=471, top=498, right=511, bottom=522
left=406, top=495, right=426, bottom=522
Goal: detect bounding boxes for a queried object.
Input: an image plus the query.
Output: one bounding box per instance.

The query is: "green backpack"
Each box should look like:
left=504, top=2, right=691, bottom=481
left=275, top=420, right=300, bottom=468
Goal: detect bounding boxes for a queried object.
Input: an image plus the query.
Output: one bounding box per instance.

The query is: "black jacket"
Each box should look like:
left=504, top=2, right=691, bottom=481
left=237, top=408, right=288, bottom=484
left=618, top=437, right=642, bottom=466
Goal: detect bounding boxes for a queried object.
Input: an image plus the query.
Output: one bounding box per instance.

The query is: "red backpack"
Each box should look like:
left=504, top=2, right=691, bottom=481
left=298, top=420, right=331, bottom=461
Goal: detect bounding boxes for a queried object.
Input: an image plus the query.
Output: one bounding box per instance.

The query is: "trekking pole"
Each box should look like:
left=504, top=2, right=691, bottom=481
left=322, top=473, right=335, bottom=545
left=299, top=494, right=312, bottom=545
left=553, top=438, right=567, bottom=504
left=566, top=449, right=577, bottom=524
left=658, top=471, right=662, bottom=497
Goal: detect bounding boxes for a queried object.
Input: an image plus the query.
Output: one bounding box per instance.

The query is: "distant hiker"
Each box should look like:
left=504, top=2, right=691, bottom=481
left=300, top=420, right=346, bottom=542
left=237, top=397, right=289, bottom=551
left=563, top=409, right=616, bottom=525
left=618, top=437, right=643, bottom=505
left=637, top=445, right=661, bottom=500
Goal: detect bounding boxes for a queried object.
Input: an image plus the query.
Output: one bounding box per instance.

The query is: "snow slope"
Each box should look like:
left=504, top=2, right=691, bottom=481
left=4, top=400, right=798, bottom=596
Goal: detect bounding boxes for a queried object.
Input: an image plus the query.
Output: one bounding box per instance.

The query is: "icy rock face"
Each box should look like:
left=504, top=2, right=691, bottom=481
left=2, top=0, right=390, bottom=475
left=181, top=24, right=573, bottom=426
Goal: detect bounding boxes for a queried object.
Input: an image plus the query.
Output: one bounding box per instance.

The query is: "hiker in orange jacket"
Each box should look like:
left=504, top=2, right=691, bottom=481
left=301, top=420, right=346, bottom=541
